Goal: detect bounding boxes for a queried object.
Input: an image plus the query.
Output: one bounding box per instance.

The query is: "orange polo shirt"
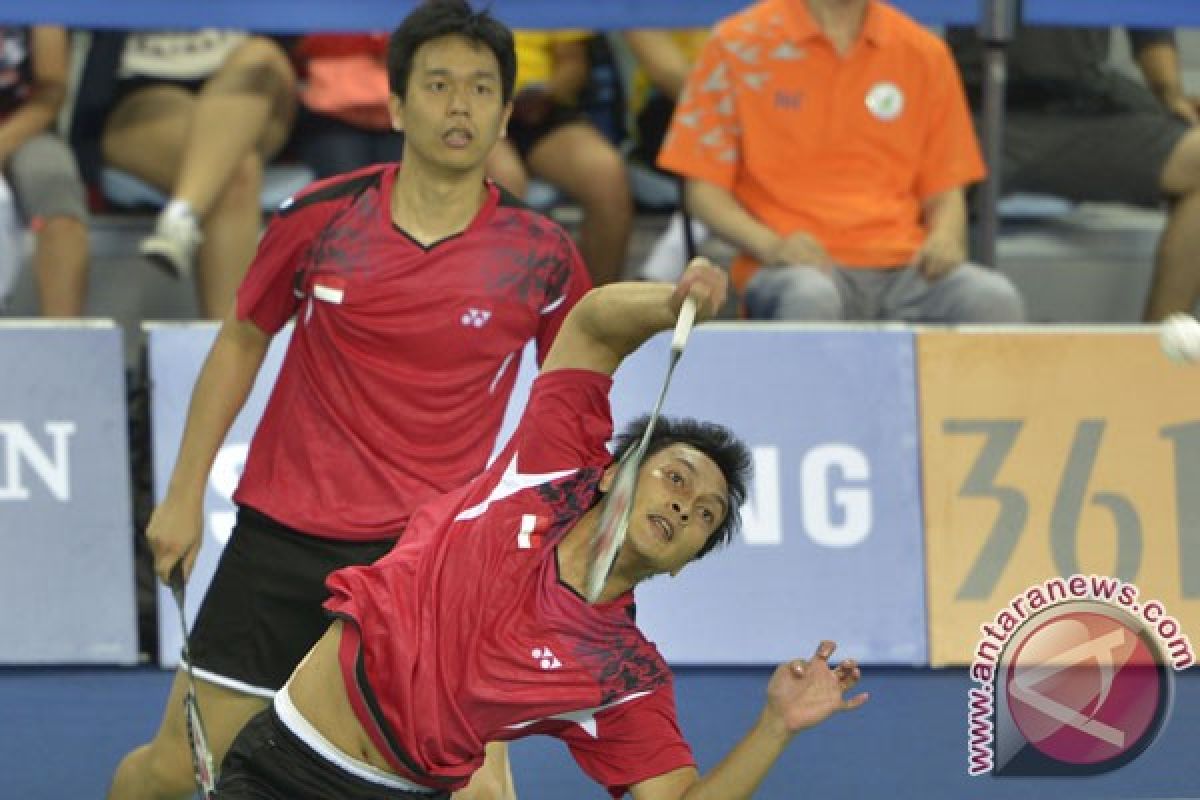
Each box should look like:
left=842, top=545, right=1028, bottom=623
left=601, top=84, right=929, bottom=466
left=657, top=0, right=985, bottom=289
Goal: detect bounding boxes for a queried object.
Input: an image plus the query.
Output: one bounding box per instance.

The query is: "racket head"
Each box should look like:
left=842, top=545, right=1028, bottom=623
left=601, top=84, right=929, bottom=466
left=584, top=450, right=642, bottom=603
left=183, top=691, right=217, bottom=794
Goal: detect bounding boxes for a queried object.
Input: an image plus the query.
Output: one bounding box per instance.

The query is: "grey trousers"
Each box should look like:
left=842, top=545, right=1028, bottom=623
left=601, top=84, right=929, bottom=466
left=743, top=263, right=1025, bottom=323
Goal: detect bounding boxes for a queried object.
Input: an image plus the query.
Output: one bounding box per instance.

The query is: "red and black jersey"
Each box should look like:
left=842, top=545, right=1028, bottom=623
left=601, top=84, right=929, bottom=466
left=325, top=369, right=696, bottom=797
left=233, top=163, right=590, bottom=540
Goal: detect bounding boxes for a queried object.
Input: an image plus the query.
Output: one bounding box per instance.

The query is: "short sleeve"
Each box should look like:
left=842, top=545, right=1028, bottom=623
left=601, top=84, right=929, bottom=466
left=560, top=683, right=695, bottom=798
left=533, top=229, right=591, bottom=367
left=235, top=207, right=316, bottom=334
left=656, top=35, right=740, bottom=190
left=915, top=41, right=986, bottom=199
left=502, top=369, right=613, bottom=475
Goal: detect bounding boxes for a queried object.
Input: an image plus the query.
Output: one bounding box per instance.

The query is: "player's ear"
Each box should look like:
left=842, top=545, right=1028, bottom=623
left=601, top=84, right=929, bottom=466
left=388, top=93, right=405, bottom=132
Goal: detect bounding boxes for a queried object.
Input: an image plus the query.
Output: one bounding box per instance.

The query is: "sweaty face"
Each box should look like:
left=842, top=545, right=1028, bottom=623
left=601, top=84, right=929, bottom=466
left=391, top=34, right=510, bottom=172
left=622, top=443, right=730, bottom=576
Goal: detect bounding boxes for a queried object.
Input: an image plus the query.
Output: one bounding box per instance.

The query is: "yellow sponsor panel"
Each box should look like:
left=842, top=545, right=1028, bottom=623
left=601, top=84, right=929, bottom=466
left=919, top=331, right=1200, bottom=666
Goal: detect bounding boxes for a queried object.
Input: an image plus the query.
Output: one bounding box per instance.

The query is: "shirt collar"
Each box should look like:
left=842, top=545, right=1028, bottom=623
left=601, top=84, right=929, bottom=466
left=778, top=0, right=889, bottom=48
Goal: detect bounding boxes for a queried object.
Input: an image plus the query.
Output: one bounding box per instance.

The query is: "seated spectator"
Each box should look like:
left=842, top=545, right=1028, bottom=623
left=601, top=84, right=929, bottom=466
left=100, top=30, right=296, bottom=318
left=486, top=31, right=631, bottom=285
left=0, top=26, right=89, bottom=317
left=291, top=33, right=402, bottom=178
left=658, top=0, right=1024, bottom=323
left=947, top=26, right=1200, bottom=321
left=625, top=28, right=714, bottom=282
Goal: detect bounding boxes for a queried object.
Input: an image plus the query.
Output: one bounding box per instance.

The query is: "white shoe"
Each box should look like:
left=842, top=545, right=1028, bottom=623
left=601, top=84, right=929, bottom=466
left=140, top=209, right=202, bottom=280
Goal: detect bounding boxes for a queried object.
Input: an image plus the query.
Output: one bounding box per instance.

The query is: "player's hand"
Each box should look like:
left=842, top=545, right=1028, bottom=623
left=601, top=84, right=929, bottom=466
left=673, top=256, right=728, bottom=321
left=764, top=231, right=833, bottom=271
left=760, top=640, right=868, bottom=738
left=145, top=494, right=205, bottom=584
left=913, top=231, right=965, bottom=282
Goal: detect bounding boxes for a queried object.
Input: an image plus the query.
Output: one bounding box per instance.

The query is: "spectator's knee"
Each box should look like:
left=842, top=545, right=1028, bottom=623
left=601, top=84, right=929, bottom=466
left=745, top=266, right=841, bottom=320
left=213, top=37, right=294, bottom=96
left=1160, top=129, right=1200, bottom=197
left=949, top=266, right=1025, bottom=323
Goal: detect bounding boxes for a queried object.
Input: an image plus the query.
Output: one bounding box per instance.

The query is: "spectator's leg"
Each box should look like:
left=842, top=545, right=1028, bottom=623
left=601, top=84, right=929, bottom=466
left=194, top=153, right=262, bottom=319
left=485, top=139, right=528, bottom=199
left=1145, top=129, right=1200, bottom=321
left=169, top=37, right=296, bottom=218
left=743, top=266, right=843, bottom=320
left=33, top=216, right=88, bottom=317
left=526, top=122, right=632, bottom=285
left=102, top=86, right=193, bottom=190
left=7, top=133, right=90, bottom=317
left=888, top=263, right=1024, bottom=323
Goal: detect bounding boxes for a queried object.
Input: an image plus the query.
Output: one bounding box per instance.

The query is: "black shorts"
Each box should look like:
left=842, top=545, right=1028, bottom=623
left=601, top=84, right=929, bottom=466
left=506, top=99, right=584, bottom=161
left=999, top=73, right=1190, bottom=208
left=216, top=706, right=449, bottom=800
left=187, top=506, right=397, bottom=695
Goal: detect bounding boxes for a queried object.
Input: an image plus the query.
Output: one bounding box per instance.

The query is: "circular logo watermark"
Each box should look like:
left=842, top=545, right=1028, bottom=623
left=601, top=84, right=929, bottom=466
left=865, top=82, right=904, bottom=121
left=976, top=600, right=1175, bottom=776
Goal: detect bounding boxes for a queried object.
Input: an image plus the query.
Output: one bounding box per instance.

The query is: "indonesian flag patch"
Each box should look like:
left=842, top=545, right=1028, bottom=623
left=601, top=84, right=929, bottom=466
left=313, top=275, right=346, bottom=304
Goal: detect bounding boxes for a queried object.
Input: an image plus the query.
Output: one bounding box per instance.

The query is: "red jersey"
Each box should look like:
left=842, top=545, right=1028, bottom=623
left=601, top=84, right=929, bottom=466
left=233, top=164, right=591, bottom=540
left=325, top=369, right=695, bottom=797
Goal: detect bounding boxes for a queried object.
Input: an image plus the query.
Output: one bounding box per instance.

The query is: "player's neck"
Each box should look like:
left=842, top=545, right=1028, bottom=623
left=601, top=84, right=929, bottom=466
left=558, top=510, right=651, bottom=604
left=391, top=159, right=489, bottom=246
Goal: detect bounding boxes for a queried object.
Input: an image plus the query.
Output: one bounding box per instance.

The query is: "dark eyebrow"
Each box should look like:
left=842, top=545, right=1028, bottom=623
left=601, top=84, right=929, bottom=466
left=672, top=455, right=729, bottom=520
left=423, top=67, right=498, bottom=81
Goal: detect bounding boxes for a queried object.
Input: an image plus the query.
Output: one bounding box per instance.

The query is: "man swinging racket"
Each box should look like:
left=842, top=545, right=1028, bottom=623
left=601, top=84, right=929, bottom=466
left=212, top=259, right=869, bottom=800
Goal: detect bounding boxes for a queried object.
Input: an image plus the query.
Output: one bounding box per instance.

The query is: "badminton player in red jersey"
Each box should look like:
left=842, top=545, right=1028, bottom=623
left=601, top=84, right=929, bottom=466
left=212, top=259, right=869, bottom=800
left=107, top=3, right=590, bottom=799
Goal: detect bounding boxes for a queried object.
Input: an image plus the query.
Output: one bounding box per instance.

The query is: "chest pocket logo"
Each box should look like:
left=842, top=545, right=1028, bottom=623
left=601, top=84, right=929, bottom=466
left=865, top=81, right=905, bottom=122
left=462, top=307, right=492, bottom=328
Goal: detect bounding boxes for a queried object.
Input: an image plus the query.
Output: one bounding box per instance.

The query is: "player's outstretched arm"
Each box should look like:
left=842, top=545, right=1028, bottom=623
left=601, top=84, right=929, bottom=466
left=540, top=257, right=727, bottom=377
left=146, top=307, right=271, bottom=582
left=630, top=641, right=868, bottom=800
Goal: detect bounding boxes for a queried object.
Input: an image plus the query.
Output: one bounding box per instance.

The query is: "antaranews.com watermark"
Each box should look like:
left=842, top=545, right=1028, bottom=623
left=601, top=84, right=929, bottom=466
left=967, top=574, right=1192, bottom=777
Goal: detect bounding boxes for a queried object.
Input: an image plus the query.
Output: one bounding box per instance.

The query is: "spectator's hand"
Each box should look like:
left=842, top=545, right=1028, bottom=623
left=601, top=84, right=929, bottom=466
left=145, top=494, right=205, bottom=584
left=512, top=87, right=555, bottom=127
left=914, top=231, right=965, bottom=281
left=759, top=640, right=868, bottom=739
left=765, top=231, right=833, bottom=271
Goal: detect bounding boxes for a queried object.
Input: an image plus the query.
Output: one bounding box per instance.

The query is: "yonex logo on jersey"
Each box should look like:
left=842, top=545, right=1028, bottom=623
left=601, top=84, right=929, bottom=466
left=532, top=646, right=562, bottom=670
left=462, top=308, right=492, bottom=328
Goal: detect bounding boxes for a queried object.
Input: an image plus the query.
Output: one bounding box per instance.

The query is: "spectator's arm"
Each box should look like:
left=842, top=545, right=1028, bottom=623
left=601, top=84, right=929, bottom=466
left=685, top=179, right=781, bottom=265
left=914, top=187, right=968, bottom=280
left=625, top=31, right=693, bottom=101
left=0, top=26, right=69, bottom=164
left=1132, top=31, right=1198, bottom=124
left=548, top=36, right=591, bottom=105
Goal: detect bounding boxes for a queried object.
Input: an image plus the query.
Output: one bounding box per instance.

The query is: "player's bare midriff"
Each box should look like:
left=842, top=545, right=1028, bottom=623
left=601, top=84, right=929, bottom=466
left=287, top=619, right=399, bottom=776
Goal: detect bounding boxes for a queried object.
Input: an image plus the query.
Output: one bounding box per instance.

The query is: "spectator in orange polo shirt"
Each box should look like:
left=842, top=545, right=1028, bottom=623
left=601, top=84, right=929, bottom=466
left=658, top=0, right=1024, bottom=323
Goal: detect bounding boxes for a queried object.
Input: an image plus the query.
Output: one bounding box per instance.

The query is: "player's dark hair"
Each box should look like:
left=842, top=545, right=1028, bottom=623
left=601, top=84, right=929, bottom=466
left=611, top=415, right=753, bottom=561
left=387, top=0, right=517, bottom=103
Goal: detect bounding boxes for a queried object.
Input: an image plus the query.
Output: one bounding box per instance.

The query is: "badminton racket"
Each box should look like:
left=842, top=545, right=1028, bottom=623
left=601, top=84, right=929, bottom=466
left=168, top=565, right=217, bottom=799
left=584, top=296, right=698, bottom=603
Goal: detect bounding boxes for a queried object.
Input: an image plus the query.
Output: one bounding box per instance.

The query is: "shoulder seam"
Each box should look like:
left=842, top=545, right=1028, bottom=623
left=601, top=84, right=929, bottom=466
left=280, top=171, right=382, bottom=217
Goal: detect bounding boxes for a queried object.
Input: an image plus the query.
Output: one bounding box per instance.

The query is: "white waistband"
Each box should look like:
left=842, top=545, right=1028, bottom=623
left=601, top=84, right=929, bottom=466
left=274, top=684, right=436, bottom=793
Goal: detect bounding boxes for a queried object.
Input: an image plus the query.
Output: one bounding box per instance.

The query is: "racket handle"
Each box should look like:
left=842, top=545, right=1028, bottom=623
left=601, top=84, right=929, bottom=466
left=672, top=296, right=698, bottom=354
left=168, top=563, right=186, bottom=602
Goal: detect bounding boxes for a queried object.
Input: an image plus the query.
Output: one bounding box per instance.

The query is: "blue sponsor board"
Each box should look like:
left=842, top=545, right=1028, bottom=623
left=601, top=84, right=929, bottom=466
left=609, top=327, right=928, bottom=665
left=0, top=323, right=136, bottom=663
